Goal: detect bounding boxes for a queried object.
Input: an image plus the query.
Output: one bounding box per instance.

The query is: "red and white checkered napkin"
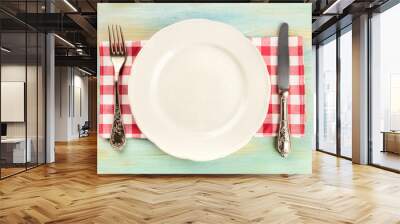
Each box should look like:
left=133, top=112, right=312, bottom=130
left=99, top=36, right=305, bottom=139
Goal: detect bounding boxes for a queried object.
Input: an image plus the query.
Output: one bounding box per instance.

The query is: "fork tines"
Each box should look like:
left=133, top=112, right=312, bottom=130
left=108, top=24, right=126, bottom=55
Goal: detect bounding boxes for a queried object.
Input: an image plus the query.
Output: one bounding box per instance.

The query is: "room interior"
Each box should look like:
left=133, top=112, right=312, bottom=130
left=0, top=0, right=400, bottom=223
left=0, top=29, right=46, bottom=177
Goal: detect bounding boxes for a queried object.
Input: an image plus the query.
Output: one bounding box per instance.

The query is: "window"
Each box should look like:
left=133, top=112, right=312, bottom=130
left=371, top=3, right=400, bottom=171
left=317, top=37, right=337, bottom=154
left=339, top=29, right=352, bottom=158
left=316, top=26, right=353, bottom=159
left=0, top=1, right=47, bottom=179
left=389, top=74, right=400, bottom=130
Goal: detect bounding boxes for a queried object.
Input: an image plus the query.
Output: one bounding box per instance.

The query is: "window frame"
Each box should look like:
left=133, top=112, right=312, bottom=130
left=368, top=1, right=400, bottom=173
left=0, top=0, right=48, bottom=180
left=315, top=24, right=353, bottom=161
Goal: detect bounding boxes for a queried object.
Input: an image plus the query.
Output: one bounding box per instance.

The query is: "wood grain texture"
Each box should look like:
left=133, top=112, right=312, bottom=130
left=97, top=3, right=313, bottom=174
left=1, top=135, right=400, bottom=223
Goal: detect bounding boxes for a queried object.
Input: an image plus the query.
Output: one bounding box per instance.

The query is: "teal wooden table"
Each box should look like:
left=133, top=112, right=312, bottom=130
left=97, top=3, right=313, bottom=174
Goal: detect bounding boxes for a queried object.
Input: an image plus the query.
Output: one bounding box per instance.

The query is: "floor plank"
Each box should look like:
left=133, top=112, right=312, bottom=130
left=1, top=135, right=400, bottom=224
left=373, top=151, right=400, bottom=171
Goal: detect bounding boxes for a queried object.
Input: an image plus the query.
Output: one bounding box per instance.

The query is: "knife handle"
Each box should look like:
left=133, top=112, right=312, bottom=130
left=277, top=90, right=291, bottom=158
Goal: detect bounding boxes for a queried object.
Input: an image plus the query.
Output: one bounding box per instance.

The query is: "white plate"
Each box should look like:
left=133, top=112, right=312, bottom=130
left=128, top=19, right=270, bottom=161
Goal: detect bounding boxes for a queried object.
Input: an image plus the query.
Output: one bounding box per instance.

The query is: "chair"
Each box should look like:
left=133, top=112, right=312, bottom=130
left=79, top=121, right=90, bottom=138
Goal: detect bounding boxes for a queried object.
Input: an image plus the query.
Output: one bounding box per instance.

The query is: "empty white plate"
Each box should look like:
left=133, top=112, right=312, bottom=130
left=128, top=19, right=270, bottom=161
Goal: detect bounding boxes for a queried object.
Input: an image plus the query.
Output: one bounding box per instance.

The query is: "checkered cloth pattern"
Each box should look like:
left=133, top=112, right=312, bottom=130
left=99, top=36, right=305, bottom=139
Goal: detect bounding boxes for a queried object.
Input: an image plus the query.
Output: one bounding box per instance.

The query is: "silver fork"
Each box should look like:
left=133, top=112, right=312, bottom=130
left=108, top=25, right=127, bottom=150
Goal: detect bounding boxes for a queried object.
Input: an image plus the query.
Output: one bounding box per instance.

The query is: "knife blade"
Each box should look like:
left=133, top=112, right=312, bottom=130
left=277, top=23, right=291, bottom=158
left=278, top=23, right=289, bottom=91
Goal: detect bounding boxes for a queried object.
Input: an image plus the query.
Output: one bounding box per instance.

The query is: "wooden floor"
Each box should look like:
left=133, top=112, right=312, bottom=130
left=1, top=163, right=44, bottom=178
left=1, top=135, right=400, bottom=224
left=1, top=167, right=26, bottom=178
left=373, top=151, right=400, bottom=171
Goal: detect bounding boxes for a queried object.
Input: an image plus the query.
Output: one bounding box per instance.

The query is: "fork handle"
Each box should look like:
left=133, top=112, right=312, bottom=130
left=110, top=79, right=126, bottom=150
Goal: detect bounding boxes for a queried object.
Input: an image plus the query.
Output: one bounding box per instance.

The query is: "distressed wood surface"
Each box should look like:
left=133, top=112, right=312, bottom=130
left=97, top=3, right=313, bottom=174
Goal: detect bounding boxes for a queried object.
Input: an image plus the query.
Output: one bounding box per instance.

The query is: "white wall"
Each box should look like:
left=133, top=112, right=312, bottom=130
left=1, top=65, right=40, bottom=138
left=54, top=67, right=89, bottom=141
left=1, top=65, right=27, bottom=140
left=71, top=73, right=89, bottom=138
left=55, top=66, right=69, bottom=141
left=1, top=64, right=46, bottom=163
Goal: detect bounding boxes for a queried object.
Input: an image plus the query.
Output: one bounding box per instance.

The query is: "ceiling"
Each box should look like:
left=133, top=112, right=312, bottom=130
left=0, top=0, right=392, bottom=71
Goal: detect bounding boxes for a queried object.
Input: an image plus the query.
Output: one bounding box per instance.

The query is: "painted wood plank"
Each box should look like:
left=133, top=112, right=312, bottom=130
left=97, top=3, right=313, bottom=174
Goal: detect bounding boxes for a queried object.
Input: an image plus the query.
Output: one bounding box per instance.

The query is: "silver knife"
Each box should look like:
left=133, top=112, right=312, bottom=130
left=277, top=23, right=291, bottom=158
